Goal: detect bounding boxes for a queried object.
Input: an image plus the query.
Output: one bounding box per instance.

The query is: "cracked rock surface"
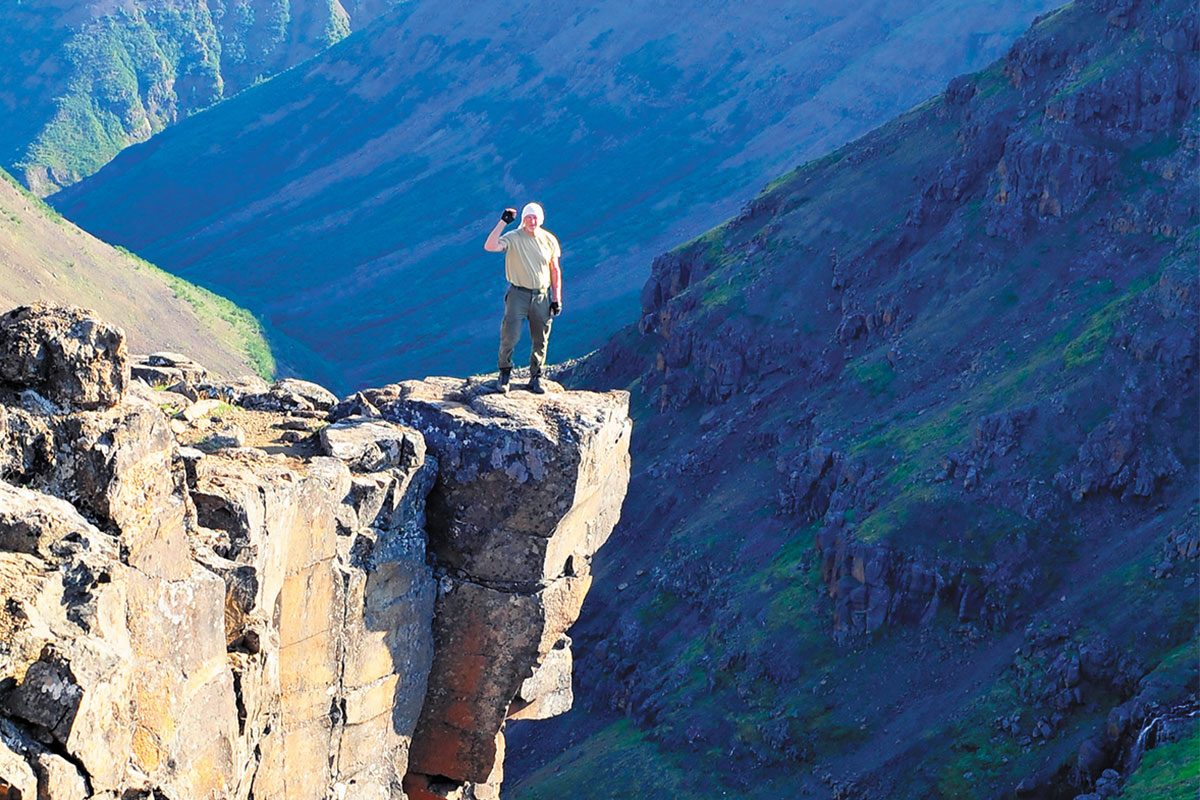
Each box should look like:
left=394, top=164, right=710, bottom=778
left=0, top=308, right=631, bottom=800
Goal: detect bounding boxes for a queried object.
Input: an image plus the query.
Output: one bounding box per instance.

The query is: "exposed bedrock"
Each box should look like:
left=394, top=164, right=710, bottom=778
left=342, top=377, right=632, bottom=798
left=0, top=307, right=631, bottom=800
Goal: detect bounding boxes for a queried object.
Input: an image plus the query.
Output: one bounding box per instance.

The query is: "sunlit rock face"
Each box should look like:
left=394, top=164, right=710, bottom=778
left=0, top=306, right=631, bottom=800
left=337, top=377, right=632, bottom=799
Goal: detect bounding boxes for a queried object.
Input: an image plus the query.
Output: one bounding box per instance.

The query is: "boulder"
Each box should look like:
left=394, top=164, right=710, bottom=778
left=181, top=398, right=224, bottom=423
left=242, top=378, right=338, bottom=413
left=0, top=481, right=115, bottom=561
left=201, top=423, right=247, bottom=450
left=126, top=380, right=191, bottom=415
left=145, top=351, right=207, bottom=381
left=0, top=304, right=128, bottom=410
left=130, top=363, right=185, bottom=386
left=0, top=723, right=37, bottom=800
left=200, top=375, right=270, bottom=405
left=0, top=401, right=191, bottom=581
left=320, top=417, right=425, bottom=473
left=31, top=750, right=89, bottom=800
left=330, top=391, right=382, bottom=420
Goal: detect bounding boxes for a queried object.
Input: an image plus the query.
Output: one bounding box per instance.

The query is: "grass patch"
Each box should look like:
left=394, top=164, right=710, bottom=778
left=114, top=247, right=275, bottom=379
left=695, top=259, right=756, bottom=310
left=851, top=403, right=972, bottom=463
left=933, top=688, right=1026, bottom=798
left=637, top=588, right=682, bottom=626
left=973, top=64, right=1011, bottom=100
left=1120, top=720, right=1200, bottom=800
left=854, top=491, right=1039, bottom=564
left=508, top=719, right=711, bottom=800
left=849, top=358, right=897, bottom=399
left=1053, top=29, right=1147, bottom=101
left=1062, top=269, right=1160, bottom=370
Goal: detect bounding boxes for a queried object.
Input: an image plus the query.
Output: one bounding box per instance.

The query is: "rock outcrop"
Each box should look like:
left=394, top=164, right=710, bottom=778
left=338, top=378, right=632, bottom=798
left=0, top=305, right=631, bottom=800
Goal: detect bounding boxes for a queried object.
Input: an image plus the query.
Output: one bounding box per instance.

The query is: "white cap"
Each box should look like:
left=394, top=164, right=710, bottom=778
left=521, top=202, right=544, bottom=226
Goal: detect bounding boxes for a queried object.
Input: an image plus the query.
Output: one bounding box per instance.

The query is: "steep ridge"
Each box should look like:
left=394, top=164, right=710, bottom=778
left=52, top=0, right=1063, bottom=391
left=0, top=168, right=271, bottom=380
left=0, top=304, right=630, bottom=800
left=508, top=0, right=1199, bottom=797
left=0, top=0, right=401, bottom=195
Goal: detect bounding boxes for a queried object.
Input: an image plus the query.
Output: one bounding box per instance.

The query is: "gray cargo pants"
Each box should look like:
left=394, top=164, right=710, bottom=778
left=498, top=284, right=553, bottom=376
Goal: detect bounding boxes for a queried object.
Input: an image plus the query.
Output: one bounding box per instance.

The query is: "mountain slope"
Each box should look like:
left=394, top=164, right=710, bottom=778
left=53, top=0, right=1062, bottom=392
left=0, top=0, right=404, bottom=195
left=0, top=169, right=272, bottom=378
left=507, top=0, right=1199, bottom=796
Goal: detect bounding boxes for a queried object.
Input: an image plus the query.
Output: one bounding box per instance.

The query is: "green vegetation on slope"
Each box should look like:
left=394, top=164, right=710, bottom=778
left=512, top=0, right=1198, bottom=796
left=1120, top=724, right=1200, bottom=800
left=0, top=0, right=380, bottom=194
left=514, top=720, right=716, bottom=800
left=0, top=167, right=272, bottom=379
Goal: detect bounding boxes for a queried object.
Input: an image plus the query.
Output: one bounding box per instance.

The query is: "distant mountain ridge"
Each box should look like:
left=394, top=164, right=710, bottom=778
left=0, top=0, right=405, bottom=195
left=506, top=0, right=1199, bottom=796
left=54, top=0, right=1062, bottom=392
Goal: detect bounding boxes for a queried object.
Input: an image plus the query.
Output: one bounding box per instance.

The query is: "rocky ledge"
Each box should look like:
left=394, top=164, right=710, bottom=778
left=0, top=303, right=631, bottom=800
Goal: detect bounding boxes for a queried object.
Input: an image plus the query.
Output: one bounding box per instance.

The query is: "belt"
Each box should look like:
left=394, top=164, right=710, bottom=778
left=509, top=283, right=549, bottom=293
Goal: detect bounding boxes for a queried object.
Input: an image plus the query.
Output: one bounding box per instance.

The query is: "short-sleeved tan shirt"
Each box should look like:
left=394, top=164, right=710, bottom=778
left=498, top=227, right=560, bottom=290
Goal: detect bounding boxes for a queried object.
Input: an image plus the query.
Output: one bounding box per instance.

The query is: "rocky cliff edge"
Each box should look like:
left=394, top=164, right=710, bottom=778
left=0, top=303, right=631, bottom=800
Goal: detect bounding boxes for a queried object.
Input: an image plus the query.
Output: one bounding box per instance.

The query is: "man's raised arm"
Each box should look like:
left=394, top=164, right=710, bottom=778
left=484, top=207, right=517, bottom=252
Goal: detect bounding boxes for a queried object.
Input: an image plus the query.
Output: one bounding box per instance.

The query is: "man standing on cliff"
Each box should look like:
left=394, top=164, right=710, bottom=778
left=483, top=202, right=562, bottom=394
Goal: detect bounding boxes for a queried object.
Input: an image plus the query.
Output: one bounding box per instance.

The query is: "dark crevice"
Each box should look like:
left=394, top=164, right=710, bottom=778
left=232, top=670, right=249, bottom=737
left=4, top=716, right=94, bottom=799
left=437, top=567, right=565, bottom=597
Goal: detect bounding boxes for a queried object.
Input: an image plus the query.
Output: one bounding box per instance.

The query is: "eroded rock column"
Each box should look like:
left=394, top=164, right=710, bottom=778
left=349, top=377, right=631, bottom=799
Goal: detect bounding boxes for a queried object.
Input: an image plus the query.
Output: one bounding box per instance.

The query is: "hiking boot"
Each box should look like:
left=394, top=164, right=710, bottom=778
left=528, top=375, right=546, bottom=394
left=496, top=369, right=511, bottom=394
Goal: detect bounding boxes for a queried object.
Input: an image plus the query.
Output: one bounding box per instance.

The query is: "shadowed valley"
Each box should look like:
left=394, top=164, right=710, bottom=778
left=52, top=0, right=1061, bottom=392
left=507, top=0, right=1199, bottom=796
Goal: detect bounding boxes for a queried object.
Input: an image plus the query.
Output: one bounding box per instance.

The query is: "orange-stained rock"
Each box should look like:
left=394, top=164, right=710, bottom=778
left=361, top=378, right=631, bottom=786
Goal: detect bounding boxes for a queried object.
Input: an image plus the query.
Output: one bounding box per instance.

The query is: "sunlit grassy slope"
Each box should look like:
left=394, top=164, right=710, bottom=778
left=0, top=168, right=272, bottom=379
left=0, top=0, right=399, bottom=195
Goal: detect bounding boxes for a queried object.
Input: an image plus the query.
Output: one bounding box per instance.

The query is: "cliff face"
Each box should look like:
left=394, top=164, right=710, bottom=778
left=508, top=0, right=1198, bottom=796
left=0, top=304, right=630, bottom=800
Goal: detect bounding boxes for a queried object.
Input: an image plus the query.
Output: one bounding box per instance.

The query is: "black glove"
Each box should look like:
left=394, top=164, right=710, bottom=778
left=500, top=208, right=516, bottom=223
left=549, top=300, right=561, bottom=317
